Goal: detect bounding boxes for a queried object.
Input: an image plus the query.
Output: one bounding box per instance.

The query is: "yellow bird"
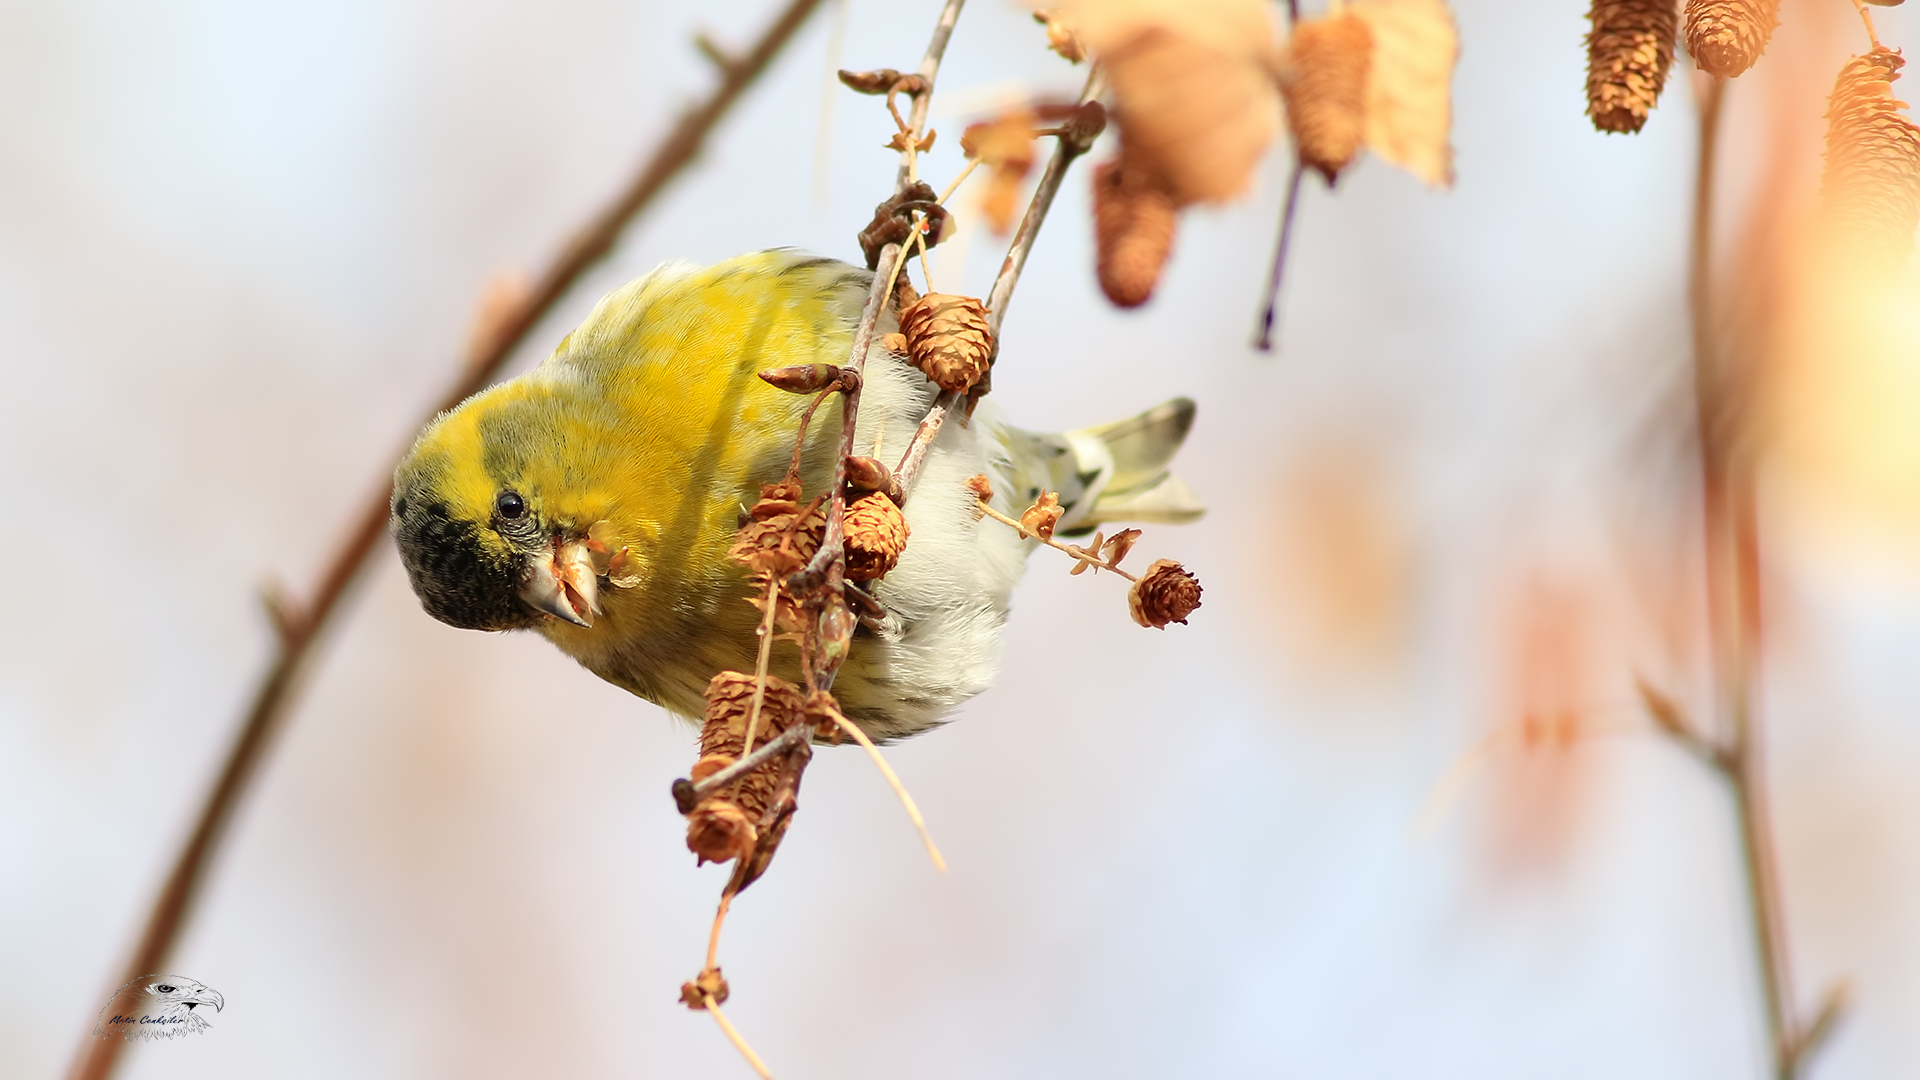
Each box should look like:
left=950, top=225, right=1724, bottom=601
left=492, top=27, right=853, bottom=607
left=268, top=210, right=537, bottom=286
left=392, top=250, right=1200, bottom=740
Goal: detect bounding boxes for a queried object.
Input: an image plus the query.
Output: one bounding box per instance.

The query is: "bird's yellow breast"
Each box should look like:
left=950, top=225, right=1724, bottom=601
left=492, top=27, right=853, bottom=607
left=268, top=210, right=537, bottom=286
left=440, top=252, right=871, bottom=711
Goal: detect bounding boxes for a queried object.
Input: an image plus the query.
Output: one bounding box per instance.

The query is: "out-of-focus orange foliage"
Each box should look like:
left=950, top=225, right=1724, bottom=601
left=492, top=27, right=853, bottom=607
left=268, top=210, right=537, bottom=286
left=1262, top=437, right=1414, bottom=678
left=1046, top=0, right=1280, bottom=205
left=1481, top=572, right=1608, bottom=875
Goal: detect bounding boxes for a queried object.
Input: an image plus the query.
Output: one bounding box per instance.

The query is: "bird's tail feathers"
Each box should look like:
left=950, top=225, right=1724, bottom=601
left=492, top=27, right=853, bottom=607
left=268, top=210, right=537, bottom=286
left=1001, top=397, right=1202, bottom=535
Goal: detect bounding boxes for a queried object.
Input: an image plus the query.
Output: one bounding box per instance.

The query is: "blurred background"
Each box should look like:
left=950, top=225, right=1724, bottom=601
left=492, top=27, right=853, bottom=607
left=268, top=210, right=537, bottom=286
left=4, top=0, right=1919, bottom=1076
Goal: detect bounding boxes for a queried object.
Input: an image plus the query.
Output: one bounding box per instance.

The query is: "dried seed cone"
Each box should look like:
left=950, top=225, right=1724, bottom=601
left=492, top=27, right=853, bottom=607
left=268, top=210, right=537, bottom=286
left=1683, top=0, right=1778, bottom=79
left=1282, top=14, right=1373, bottom=183
left=898, top=293, right=993, bottom=395
left=728, top=482, right=823, bottom=578
left=1128, top=558, right=1203, bottom=629
left=844, top=492, right=909, bottom=581
left=1093, top=159, right=1178, bottom=308
left=1821, top=48, right=1920, bottom=263
left=1585, top=0, right=1678, bottom=134
left=685, top=671, right=805, bottom=864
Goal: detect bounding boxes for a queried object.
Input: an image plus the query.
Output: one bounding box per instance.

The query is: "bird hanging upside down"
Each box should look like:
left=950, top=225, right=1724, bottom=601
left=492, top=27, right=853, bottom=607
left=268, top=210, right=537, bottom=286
left=392, top=250, right=1201, bottom=741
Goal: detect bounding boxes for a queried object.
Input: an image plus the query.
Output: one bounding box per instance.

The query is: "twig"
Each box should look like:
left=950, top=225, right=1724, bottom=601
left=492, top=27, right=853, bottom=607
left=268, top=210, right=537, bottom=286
left=1845, top=0, right=1882, bottom=50
left=976, top=500, right=1137, bottom=580
left=674, top=719, right=816, bottom=812
left=891, top=390, right=962, bottom=496
left=738, top=574, right=784, bottom=771
left=815, top=699, right=947, bottom=871
left=983, top=67, right=1107, bottom=337
left=793, top=0, right=967, bottom=643
left=1252, top=157, right=1307, bottom=352
left=893, top=68, right=1107, bottom=500
left=703, top=995, right=775, bottom=1080
left=66, top=3, right=829, bottom=1078
left=1635, top=676, right=1725, bottom=768
left=896, top=0, right=967, bottom=189
left=936, top=157, right=981, bottom=205
left=1666, top=70, right=1829, bottom=1080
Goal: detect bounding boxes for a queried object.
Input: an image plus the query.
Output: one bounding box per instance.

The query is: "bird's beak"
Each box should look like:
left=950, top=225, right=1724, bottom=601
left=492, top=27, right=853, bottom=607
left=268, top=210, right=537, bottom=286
left=517, top=538, right=600, bottom=627
left=187, top=989, right=224, bottom=1012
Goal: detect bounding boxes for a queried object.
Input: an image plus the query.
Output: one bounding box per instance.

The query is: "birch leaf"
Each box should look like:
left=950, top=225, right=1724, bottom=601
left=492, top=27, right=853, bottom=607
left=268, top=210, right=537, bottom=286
left=1044, top=0, right=1281, bottom=205
left=1347, top=0, right=1459, bottom=187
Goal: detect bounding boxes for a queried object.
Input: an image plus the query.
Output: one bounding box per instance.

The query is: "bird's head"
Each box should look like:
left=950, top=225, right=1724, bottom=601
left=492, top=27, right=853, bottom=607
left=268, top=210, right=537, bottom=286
left=392, top=382, right=614, bottom=633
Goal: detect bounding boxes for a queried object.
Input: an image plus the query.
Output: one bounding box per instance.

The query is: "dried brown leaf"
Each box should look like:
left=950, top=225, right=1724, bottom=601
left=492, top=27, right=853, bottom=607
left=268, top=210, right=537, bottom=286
left=1034, top=9, right=1087, bottom=62
left=1050, top=0, right=1280, bottom=206
left=963, top=109, right=1042, bottom=234
left=1020, top=490, right=1064, bottom=540
left=1348, top=0, right=1458, bottom=187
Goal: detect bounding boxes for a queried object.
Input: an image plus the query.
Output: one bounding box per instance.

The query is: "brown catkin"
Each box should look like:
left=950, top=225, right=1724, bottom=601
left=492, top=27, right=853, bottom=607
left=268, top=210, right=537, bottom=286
left=1683, top=0, right=1778, bottom=79
left=1281, top=14, right=1373, bottom=183
left=1585, top=0, right=1678, bottom=134
left=1093, top=159, right=1178, bottom=308
left=1821, top=48, right=1920, bottom=263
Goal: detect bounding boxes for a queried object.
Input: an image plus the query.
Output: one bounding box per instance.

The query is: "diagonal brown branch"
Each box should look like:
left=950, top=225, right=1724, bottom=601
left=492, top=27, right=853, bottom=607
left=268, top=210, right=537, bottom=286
left=65, top=2, right=827, bottom=1077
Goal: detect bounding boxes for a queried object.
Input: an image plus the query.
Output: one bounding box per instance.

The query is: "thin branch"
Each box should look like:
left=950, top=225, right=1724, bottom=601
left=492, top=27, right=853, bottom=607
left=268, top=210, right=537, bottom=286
left=976, top=500, right=1138, bottom=580
left=674, top=718, right=816, bottom=812
left=891, top=390, right=962, bottom=496
left=66, top=3, right=829, bottom=1078
left=816, top=699, right=947, bottom=871
left=1636, top=675, right=1726, bottom=769
left=1685, top=70, right=1816, bottom=1080
left=983, top=67, right=1107, bottom=337
left=893, top=68, right=1107, bottom=500
left=1845, top=0, right=1882, bottom=50
left=793, top=0, right=967, bottom=655
left=896, top=0, right=967, bottom=189
left=1252, top=157, right=1307, bottom=352
left=703, top=996, right=775, bottom=1080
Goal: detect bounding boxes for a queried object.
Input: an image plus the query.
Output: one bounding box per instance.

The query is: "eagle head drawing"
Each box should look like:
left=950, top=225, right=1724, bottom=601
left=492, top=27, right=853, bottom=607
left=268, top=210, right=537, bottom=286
left=93, top=975, right=224, bottom=1041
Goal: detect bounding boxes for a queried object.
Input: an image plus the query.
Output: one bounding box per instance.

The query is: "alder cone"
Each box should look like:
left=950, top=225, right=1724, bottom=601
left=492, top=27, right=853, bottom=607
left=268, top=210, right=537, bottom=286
left=1585, top=0, right=1678, bottom=133
left=844, top=492, right=909, bottom=581
left=1282, top=13, right=1374, bottom=183
left=1093, top=159, right=1178, bottom=308
left=1821, top=48, right=1920, bottom=262
left=1683, top=0, right=1778, bottom=79
left=898, top=293, right=993, bottom=395
left=1128, top=558, right=1203, bottom=629
left=729, top=481, right=823, bottom=578
left=684, top=671, right=805, bottom=864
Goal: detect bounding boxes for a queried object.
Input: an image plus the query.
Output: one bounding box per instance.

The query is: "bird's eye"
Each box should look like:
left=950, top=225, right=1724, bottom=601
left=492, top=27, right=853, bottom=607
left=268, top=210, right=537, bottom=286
left=495, top=491, right=527, bottom=520
left=155, top=985, right=175, bottom=994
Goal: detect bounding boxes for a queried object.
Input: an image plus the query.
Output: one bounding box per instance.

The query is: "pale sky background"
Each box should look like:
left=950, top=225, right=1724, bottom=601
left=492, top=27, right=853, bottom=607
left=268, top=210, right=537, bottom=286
left=4, top=0, right=1919, bottom=1078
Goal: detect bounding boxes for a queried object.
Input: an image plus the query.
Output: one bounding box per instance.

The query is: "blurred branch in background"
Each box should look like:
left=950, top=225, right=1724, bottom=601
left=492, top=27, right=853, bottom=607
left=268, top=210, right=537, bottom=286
left=64, top=1, right=826, bottom=1077
left=1637, top=66, right=1847, bottom=1080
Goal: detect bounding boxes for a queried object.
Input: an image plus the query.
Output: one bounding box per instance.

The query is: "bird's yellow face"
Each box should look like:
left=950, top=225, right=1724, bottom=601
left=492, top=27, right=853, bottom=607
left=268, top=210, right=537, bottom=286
left=391, top=380, right=616, bottom=633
